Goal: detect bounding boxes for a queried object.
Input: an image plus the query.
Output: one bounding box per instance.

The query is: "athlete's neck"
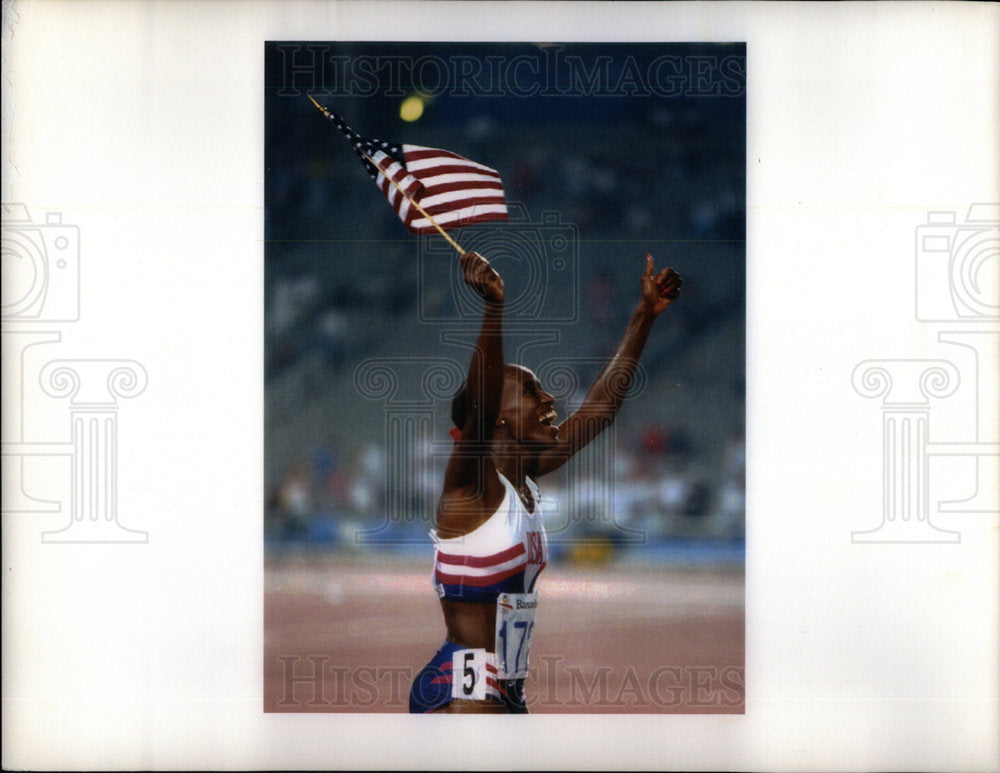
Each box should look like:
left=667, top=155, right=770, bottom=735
left=492, top=451, right=532, bottom=492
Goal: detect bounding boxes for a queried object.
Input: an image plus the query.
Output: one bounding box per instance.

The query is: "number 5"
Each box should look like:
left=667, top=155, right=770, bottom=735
left=462, top=651, right=476, bottom=696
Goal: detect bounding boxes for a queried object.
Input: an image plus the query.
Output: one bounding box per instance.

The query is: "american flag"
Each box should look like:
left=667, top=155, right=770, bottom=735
left=317, top=105, right=509, bottom=234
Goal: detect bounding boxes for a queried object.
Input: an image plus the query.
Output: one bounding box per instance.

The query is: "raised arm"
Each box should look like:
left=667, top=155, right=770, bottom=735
left=438, top=252, right=508, bottom=530
left=533, top=254, right=682, bottom=477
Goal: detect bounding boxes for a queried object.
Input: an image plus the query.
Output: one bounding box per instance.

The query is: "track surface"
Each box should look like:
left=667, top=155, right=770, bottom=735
left=265, top=554, right=744, bottom=713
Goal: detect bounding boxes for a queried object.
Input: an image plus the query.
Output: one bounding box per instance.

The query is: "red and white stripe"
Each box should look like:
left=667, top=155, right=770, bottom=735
left=372, top=144, right=508, bottom=234
left=430, top=655, right=507, bottom=700
left=434, top=543, right=527, bottom=588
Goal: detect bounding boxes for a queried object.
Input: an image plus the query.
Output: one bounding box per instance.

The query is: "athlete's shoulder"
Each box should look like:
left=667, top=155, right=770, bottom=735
left=436, top=476, right=507, bottom=538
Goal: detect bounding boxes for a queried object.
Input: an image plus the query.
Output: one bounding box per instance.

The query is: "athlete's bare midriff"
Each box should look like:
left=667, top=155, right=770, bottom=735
left=434, top=598, right=509, bottom=714
left=441, top=598, right=496, bottom=650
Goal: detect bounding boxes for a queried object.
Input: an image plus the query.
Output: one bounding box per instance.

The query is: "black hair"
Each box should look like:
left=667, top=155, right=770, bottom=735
left=450, top=365, right=521, bottom=430
left=450, top=380, right=469, bottom=429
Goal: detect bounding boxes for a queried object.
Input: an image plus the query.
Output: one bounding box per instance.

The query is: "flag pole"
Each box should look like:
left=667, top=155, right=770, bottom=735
left=309, top=96, right=466, bottom=256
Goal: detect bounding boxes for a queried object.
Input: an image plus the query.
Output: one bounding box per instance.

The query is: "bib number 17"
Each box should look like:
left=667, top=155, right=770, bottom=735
left=495, top=592, right=538, bottom=679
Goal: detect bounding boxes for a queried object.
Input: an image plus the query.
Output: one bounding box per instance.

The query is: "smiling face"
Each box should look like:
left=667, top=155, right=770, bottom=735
left=497, top=365, right=559, bottom=446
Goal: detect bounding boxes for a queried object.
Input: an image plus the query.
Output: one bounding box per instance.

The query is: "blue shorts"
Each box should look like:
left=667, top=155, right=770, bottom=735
left=409, top=641, right=528, bottom=714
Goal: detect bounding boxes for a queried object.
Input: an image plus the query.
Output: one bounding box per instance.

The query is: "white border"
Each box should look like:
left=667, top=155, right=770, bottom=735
left=3, top=2, right=998, bottom=770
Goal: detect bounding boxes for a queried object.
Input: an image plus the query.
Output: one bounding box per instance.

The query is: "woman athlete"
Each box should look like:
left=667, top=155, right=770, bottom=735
left=409, top=250, right=682, bottom=713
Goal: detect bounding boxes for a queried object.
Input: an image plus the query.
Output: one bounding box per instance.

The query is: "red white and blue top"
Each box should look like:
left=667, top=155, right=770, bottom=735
left=432, top=472, right=548, bottom=604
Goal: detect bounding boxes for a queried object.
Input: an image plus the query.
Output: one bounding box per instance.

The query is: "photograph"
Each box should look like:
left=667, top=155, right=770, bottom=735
left=263, top=41, right=746, bottom=714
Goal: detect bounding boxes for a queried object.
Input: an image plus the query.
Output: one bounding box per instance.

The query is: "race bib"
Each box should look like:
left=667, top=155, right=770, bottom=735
left=450, top=648, right=489, bottom=701
left=495, top=592, right=539, bottom=679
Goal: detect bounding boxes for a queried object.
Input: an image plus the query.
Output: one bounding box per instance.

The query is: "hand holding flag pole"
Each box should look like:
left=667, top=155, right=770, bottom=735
left=308, top=96, right=509, bottom=257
